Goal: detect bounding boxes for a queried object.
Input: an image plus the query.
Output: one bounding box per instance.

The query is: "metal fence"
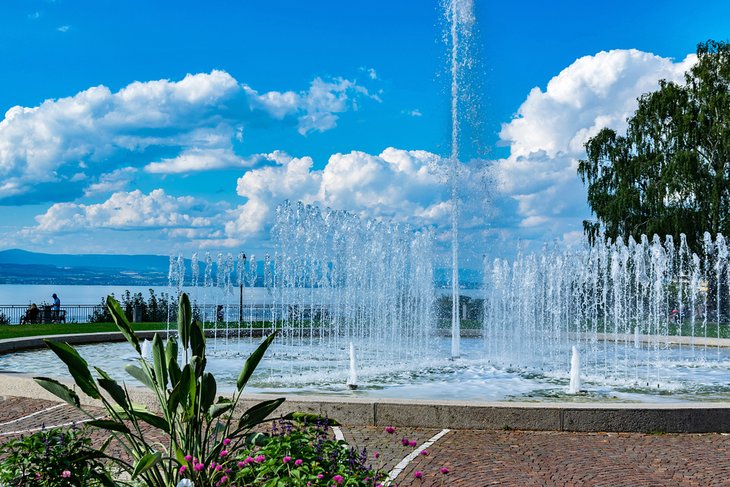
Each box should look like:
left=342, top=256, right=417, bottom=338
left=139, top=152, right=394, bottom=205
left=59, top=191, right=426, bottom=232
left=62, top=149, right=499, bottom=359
left=0, top=303, right=329, bottom=325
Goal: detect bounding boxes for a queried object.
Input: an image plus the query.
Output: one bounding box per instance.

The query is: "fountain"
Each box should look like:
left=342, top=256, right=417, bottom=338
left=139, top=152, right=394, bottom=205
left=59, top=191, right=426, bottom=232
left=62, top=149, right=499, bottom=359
left=483, top=233, right=730, bottom=393
left=2, top=1, right=730, bottom=406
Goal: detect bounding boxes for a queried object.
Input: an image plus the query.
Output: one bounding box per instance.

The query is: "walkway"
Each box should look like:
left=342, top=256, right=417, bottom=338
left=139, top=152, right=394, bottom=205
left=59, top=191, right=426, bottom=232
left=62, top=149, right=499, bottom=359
left=1, top=396, right=729, bottom=486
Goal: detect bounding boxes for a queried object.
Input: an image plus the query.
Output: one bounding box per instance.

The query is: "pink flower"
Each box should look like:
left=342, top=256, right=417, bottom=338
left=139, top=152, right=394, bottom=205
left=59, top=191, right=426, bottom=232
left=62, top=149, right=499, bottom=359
left=317, top=474, right=324, bottom=479
left=440, top=467, right=449, bottom=474
left=243, top=456, right=254, bottom=465
left=255, top=455, right=265, bottom=463
left=282, top=456, right=292, bottom=464
left=237, top=461, right=246, bottom=468
left=414, top=471, right=423, bottom=479
left=385, top=426, right=396, bottom=434
left=194, top=463, right=204, bottom=472
left=61, top=470, right=71, bottom=478
left=333, top=475, right=344, bottom=485
left=220, top=476, right=228, bottom=483
left=220, top=450, right=228, bottom=457
left=179, top=465, right=187, bottom=474
left=223, top=438, right=231, bottom=446
left=409, top=440, right=417, bottom=447
left=294, top=459, right=303, bottom=466
left=374, top=451, right=380, bottom=459
left=420, top=449, right=429, bottom=456
left=215, top=465, right=223, bottom=472
left=401, top=438, right=409, bottom=446
left=184, top=455, right=192, bottom=462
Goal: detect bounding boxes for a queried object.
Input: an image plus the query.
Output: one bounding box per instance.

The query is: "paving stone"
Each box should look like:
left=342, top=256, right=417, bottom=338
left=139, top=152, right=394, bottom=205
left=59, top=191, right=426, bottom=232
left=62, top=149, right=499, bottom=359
left=2, top=396, right=730, bottom=486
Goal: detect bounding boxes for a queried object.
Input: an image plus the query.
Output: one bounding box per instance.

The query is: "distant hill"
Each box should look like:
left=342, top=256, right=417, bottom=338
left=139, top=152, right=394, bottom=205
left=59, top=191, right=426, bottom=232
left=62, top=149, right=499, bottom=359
left=0, top=249, right=170, bottom=285
left=0, top=249, right=484, bottom=288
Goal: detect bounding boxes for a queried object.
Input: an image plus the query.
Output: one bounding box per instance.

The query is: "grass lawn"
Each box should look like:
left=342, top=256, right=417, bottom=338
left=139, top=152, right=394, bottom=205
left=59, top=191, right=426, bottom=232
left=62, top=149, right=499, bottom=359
left=0, top=321, right=277, bottom=340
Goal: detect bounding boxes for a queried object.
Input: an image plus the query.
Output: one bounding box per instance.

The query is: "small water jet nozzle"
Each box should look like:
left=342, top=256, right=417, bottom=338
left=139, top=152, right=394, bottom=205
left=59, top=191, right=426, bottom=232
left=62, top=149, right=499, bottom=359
left=568, top=345, right=581, bottom=394
left=346, top=342, right=358, bottom=390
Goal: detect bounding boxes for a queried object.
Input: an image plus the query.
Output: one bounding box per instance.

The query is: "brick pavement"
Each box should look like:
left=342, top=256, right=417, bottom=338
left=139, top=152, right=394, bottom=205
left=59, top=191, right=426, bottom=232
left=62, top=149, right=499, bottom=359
left=1, top=395, right=729, bottom=486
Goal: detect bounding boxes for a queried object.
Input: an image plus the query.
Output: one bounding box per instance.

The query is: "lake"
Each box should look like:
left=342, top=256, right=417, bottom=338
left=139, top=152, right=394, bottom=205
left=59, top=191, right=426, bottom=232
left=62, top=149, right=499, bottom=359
left=0, top=284, right=272, bottom=305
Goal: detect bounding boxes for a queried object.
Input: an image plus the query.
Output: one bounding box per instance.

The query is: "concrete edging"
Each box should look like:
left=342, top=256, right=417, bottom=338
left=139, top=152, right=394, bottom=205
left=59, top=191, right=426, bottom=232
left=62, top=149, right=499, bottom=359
left=1, top=332, right=730, bottom=433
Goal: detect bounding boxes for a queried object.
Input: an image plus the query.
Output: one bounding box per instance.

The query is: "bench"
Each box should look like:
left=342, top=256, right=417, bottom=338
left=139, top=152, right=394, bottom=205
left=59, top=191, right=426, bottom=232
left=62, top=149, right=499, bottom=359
left=20, top=309, right=66, bottom=324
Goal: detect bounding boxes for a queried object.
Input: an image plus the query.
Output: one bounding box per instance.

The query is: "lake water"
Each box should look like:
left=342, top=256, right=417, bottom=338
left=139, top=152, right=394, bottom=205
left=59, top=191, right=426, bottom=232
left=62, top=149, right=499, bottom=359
left=0, top=284, right=478, bottom=305
left=0, top=284, right=273, bottom=305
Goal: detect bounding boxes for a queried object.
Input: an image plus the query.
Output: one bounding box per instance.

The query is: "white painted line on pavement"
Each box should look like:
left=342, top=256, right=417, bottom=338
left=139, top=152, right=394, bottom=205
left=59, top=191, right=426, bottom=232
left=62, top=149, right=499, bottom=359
left=384, top=428, right=451, bottom=485
left=0, top=403, right=66, bottom=427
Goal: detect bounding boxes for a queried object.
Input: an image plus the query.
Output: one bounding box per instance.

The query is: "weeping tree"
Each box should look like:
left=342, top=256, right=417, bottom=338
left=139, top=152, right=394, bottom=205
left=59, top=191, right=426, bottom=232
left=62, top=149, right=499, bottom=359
left=578, top=40, right=730, bottom=254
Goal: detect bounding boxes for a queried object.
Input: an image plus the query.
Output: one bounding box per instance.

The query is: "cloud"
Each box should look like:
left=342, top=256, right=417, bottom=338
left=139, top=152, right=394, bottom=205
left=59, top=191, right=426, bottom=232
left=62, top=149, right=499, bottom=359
left=403, top=109, right=422, bottom=117
left=83, top=167, right=137, bottom=196
left=223, top=148, right=448, bottom=240
left=243, top=77, right=378, bottom=135
left=490, top=49, right=697, bottom=245
left=144, top=148, right=261, bottom=174
left=57, top=25, right=70, bottom=32
left=33, top=188, right=226, bottom=233
left=0, top=70, right=376, bottom=202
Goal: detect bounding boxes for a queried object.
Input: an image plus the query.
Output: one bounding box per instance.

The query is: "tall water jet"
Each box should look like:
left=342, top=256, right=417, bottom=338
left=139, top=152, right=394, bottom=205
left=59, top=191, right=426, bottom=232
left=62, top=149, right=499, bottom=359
left=444, top=0, right=475, bottom=358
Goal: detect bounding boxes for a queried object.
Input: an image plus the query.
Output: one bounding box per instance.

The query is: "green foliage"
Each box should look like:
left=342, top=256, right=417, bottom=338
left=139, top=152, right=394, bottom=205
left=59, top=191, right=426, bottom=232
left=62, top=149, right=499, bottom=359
left=578, top=39, right=730, bottom=253
left=89, top=289, right=175, bottom=323
left=173, top=416, right=385, bottom=487
left=435, top=294, right=484, bottom=326
left=0, top=426, right=113, bottom=486
left=33, top=292, right=284, bottom=487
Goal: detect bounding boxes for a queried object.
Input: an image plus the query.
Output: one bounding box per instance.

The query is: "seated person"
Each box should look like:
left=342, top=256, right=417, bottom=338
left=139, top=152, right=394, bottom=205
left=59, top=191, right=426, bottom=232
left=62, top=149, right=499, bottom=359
left=20, top=303, right=39, bottom=324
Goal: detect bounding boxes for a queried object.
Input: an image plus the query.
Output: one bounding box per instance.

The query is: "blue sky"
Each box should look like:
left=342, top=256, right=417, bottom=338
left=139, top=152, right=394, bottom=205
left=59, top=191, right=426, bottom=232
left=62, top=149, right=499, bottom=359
left=0, top=0, right=728, bottom=267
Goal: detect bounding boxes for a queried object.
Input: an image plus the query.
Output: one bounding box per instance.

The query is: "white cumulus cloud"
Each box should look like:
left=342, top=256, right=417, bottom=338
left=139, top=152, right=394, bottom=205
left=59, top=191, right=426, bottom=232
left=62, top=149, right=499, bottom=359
left=34, top=188, right=225, bottom=233
left=491, top=49, right=697, bottom=245
left=224, top=148, right=448, bottom=241
left=0, top=71, right=376, bottom=203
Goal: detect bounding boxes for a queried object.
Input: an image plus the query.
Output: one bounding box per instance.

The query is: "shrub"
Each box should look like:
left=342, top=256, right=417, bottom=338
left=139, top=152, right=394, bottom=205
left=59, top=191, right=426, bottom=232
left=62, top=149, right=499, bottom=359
left=0, top=426, right=113, bottom=486
left=34, top=292, right=284, bottom=487
left=231, top=416, right=384, bottom=486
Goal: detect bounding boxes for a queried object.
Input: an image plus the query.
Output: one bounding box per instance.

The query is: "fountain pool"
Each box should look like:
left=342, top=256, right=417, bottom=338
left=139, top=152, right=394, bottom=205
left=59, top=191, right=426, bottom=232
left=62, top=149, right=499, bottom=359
left=3, top=335, right=730, bottom=404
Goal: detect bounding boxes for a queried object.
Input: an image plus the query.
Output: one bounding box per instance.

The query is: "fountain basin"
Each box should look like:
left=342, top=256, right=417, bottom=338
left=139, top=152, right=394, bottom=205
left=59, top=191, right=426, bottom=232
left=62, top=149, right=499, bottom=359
left=2, top=333, right=730, bottom=404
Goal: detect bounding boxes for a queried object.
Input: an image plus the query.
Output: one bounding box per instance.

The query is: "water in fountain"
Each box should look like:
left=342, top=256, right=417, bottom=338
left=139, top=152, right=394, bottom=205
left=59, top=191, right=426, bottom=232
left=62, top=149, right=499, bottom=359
left=444, top=0, right=476, bottom=359
left=269, top=201, right=437, bottom=385
left=483, top=232, right=730, bottom=391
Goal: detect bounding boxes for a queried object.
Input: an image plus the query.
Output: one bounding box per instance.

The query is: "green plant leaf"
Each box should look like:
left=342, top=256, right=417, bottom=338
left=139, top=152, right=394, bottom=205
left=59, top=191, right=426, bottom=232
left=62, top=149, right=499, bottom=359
left=131, top=451, right=161, bottom=480
left=107, top=295, right=141, bottom=354
left=209, top=401, right=233, bottom=420
left=237, top=331, right=278, bottom=390
left=88, top=419, right=131, bottom=433
left=96, top=375, right=130, bottom=411
left=237, top=397, right=285, bottom=431
left=282, top=411, right=340, bottom=426
left=151, top=334, right=168, bottom=389
left=190, top=319, right=206, bottom=359
left=124, top=364, right=156, bottom=390
left=165, top=337, right=180, bottom=384
left=43, top=340, right=100, bottom=399
left=178, top=293, right=192, bottom=349
left=34, top=377, right=80, bottom=407
left=200, top=372, right=216, bottom=414
left=244, top=431, right=270, bottom=446
left=130, top=410, right=170, bottom=433
left=169, top=363, right=192, bottom=413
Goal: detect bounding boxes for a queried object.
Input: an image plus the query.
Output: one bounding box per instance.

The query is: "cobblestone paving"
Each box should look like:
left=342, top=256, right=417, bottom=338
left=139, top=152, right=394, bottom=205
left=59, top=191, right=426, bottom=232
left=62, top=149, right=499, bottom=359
left=2, top=396, right=730, bottom=486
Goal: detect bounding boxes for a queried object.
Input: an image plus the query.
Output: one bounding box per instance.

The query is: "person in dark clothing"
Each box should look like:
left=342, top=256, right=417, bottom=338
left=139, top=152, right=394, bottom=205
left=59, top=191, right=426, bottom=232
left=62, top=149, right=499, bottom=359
left=20, top=303, right=39, bottom=324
